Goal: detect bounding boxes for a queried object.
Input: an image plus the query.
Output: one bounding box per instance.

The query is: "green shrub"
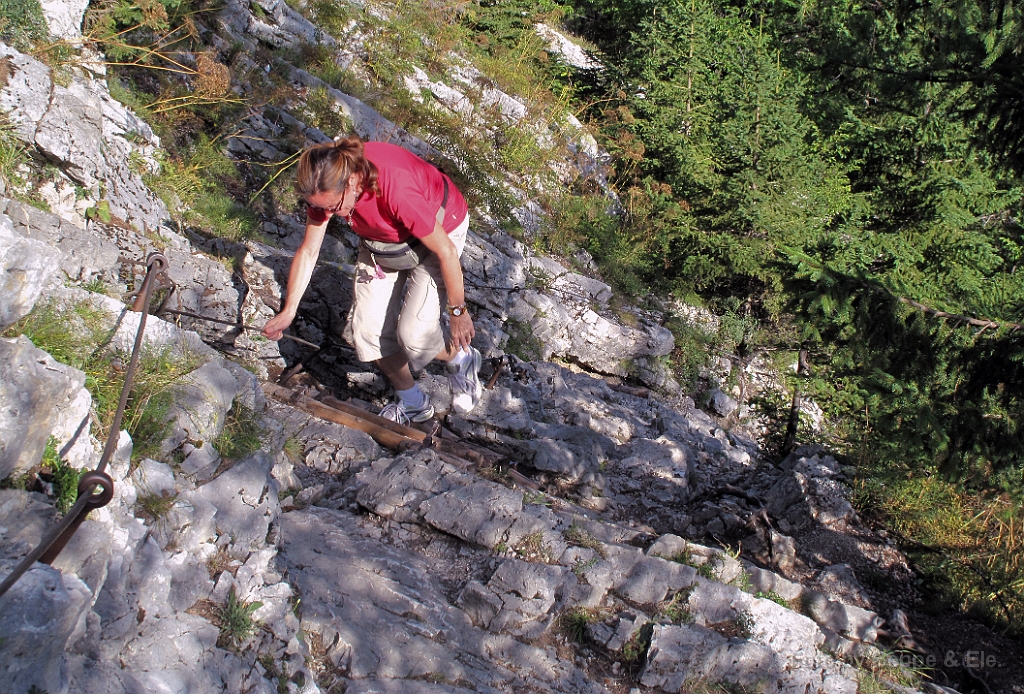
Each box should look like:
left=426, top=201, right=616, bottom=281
left=42, top=436, right=81, bottom=514
left=0, top=0, right=47, bottom=52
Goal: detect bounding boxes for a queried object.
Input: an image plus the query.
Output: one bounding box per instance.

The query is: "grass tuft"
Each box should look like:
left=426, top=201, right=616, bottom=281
left=214, top=403, right=263, bottom=460
left=4, top=300, right=202, bottom=464
left=0, top=115, right=29, bottom=193
left=560, top=605, right=596, bottom=644
left=755, top=590, right=790, bottom=608
left=514, top=530, right=556, bottom=563
left=135, top=490, right=179, bottom=522
left=657, top=588, right=695, bottom=624
left=216, top=586, right=262, bottom=649
left=562, top=523, right=607, bottom=558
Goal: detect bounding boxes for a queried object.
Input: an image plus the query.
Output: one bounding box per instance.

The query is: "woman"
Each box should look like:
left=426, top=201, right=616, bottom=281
left=262, top=135, right=482, bottom=423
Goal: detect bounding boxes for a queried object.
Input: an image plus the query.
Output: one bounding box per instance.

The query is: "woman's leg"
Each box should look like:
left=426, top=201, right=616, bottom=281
left=350, top=247, right=407, bottom=375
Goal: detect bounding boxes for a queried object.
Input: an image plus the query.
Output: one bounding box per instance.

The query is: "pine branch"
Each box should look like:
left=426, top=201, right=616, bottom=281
left=886, top=292, right=1024, bottom=332
left=785, top=249, right=1024, bottom=333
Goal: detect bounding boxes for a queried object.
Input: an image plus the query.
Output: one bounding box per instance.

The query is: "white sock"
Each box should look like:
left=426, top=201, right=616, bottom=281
left=397, top=385, right=427, bottom=410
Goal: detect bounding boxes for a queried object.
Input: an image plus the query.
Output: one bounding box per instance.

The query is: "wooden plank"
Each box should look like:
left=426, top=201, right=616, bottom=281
left=264, top=384, right=538, bottom=489
left=319, top=395, right=429, bottom=442
left=263, top=383, right=414, bottom=449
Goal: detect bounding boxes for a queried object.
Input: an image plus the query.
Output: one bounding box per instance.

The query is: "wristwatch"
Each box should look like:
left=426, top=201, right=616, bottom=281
left=447, top=303, right=468, bottom=317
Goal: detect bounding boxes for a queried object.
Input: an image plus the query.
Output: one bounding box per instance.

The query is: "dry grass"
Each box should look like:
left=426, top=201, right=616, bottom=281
left=854, top=472, right=1024, bottom=632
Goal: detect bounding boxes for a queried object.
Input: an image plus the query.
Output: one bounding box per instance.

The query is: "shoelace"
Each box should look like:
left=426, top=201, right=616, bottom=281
left=448, top=368, right=473, bottom=394
left=379, top=402, right=410, bottom=425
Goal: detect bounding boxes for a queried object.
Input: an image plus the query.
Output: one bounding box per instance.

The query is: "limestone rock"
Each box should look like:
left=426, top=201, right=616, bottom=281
left=40, top=0, right=90, bottom=39
left=279, top=506, right=598, bottom=692
left=421, top=480, right=528, bottom=549
left=186, top=451, right=281, bottom=554
left=0, top=336, right=87, bottom=479
left=0, top=212, right=56, bottom=329
left=708, top=388, right=739, bottom=417
left=0, top=562, right=92, bottom=694
left=640, top=623, right=780, bottom=692
left=475, top=559, right=573, bottom=637
left=815, top=564, right=871, bottom=606
left=0, top=44, right=168, bottom=231
left=614, top=555, right=696, bottom=605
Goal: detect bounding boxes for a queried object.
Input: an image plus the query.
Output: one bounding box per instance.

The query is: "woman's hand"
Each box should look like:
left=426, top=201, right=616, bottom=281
left=262, top=215, right=328, bottom=342
left=450, top=311, right=475, bottom=353
left=261, top=311, right=295, bottom=341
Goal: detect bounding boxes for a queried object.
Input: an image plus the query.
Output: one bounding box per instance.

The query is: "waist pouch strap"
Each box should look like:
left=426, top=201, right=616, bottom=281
left=362, top=178, right=450, bottom=273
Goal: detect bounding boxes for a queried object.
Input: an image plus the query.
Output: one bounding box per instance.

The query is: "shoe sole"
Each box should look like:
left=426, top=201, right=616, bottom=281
left=469, top=349, right=482, bottom=399
left=452, top=349, right=483, bottom=414
left=409, top=404, right=435, bottom=423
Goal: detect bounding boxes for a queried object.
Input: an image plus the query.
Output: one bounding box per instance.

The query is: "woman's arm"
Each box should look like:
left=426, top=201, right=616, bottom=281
left=262, top=216, right=329, bottom=340
left=418, top=221, right=475, bottom=352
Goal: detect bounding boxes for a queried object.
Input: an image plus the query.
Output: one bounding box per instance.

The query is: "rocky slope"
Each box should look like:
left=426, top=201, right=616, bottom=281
left=0, top=2, right=984, bottom=693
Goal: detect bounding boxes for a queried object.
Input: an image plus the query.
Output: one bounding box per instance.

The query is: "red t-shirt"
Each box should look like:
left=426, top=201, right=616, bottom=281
left=305, top=142, right=468, bottom=243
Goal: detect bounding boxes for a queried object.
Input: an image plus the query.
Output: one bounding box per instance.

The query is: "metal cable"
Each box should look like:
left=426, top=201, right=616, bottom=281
left=159, top=308, right=321, bottom=350
left=0, top=252, right=167, bottom=599
left=465, top=281, right=601, bottom=305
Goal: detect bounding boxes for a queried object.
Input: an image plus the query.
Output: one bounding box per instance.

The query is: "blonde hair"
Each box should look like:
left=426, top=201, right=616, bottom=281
left=296, top=134, right=379, bottom=199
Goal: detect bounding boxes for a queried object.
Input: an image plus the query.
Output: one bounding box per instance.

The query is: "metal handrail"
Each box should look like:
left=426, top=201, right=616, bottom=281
left=0, top=252, right=167, bottom=599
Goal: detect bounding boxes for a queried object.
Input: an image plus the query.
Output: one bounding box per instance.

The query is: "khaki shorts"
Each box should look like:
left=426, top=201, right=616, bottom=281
left=348, top=216, right=469, bottom=371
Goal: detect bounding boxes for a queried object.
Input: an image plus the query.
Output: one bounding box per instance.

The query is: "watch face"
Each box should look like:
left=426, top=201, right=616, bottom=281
left=451, top=306, right=465, bottom=316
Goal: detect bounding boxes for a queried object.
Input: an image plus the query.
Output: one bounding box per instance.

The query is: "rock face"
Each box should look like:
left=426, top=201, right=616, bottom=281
left=39, top=0, right=90, bottom=39
left=0, top=560, right=92, bottom=694
left=0, top=336, right=88, bottom=479
left=1, top=200, right=122, bottom=284
left=0, top=43, right=166, bottom=232
left=0, top=212, right=57, bottom=329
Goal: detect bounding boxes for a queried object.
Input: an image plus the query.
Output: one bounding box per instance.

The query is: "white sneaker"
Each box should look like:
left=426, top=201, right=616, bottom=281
left=379, top=399, right=435, bottom=425
left=446, top=347, right=482, bottom=415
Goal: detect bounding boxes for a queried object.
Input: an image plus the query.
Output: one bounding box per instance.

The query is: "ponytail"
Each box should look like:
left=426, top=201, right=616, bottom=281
left=296, top=134, right=379, bottom=199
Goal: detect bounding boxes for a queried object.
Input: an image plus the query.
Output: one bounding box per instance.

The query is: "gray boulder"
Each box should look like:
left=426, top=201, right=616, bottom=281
left=708, top=388, right=739, bottom=417
left=0, top=212, right=56, bottom=329
left=0, top=562, right=92, bottom=694
left=0, top=336, right=87, bottom=479
left=39, top=0, right=90, bottom=39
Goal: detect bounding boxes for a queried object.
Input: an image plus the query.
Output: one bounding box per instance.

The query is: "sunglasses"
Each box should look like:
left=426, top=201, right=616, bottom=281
left=305, top=188, right=350, bottom=216
left=306, top=199, right=345, bottom=216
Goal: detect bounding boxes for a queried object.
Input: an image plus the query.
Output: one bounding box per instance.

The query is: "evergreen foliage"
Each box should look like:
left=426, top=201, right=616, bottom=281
left=567, top=0, right=1024, bottom=489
